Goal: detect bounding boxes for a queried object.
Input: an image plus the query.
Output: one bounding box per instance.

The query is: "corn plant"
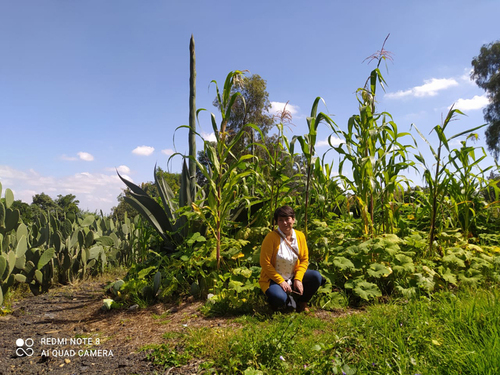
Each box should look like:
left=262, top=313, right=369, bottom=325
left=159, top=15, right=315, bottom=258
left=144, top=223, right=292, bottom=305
left=333, top=63, right=414, bottom=237
left=445, top=134, right=492, bottom=239
left=193, top=70, right=263, bottom=269
left=291, top=97, right=337, bottom=235
left=412, top=107, right=487, bottom=254
left=257, top=116, right=300, bottom=226
left=310, top=157, right=344, bottom=221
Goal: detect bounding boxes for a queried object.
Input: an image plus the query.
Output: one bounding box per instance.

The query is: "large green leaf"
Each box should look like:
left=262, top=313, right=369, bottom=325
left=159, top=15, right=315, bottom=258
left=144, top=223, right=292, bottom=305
left=333, top=256, right=355, bottom=271
left=440, top=268, right=458, bottom=285
left=393, top=254, right=415, bottom=274
left=367, top=263, right=392, bottom=278
left=353, top=281, right=382, bottom=301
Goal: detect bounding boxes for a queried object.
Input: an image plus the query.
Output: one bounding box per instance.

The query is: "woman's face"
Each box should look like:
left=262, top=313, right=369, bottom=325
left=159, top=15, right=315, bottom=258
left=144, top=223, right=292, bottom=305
left=277, top=215, right=295, bottom=235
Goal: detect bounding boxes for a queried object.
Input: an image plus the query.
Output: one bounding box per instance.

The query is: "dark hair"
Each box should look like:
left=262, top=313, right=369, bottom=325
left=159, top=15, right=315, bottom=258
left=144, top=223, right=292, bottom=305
left=274, top=206, right=295, bottom=222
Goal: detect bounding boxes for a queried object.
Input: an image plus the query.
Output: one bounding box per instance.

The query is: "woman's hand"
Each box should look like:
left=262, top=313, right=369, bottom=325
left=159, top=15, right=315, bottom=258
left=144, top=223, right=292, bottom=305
left=279, top=281, right=292, bottom=293
left=293, top=279, right=304, bottom=295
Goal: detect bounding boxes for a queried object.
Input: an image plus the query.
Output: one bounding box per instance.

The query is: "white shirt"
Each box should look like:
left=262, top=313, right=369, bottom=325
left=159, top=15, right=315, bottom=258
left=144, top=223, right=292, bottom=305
left=275, top=228, right=299, bottom=282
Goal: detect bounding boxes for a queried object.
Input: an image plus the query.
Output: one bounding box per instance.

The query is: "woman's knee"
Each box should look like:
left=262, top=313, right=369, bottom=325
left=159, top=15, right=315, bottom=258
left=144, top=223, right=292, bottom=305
left=266, top=285, right=288, bottom=307
left=304, top=269, right=323, bottom=286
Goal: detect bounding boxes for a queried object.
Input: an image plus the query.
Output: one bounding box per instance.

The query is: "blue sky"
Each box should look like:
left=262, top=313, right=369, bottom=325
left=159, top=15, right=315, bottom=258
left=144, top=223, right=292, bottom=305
left=0, top=0, right=498, bottom=213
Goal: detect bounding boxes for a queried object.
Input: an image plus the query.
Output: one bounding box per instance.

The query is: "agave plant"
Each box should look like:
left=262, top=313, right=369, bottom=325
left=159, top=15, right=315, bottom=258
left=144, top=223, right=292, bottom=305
left=117, top=161, right=193, bottom=253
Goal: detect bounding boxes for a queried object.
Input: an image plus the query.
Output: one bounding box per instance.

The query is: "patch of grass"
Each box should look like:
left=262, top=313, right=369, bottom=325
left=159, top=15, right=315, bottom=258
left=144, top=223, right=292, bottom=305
left=145, top=286, right=500, bottom=374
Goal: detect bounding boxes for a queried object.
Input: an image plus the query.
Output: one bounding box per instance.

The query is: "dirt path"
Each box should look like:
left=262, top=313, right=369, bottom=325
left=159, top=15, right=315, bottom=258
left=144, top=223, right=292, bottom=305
left=0, top=281, right=231, bottom=375
left=0, top=282, right=348, bottom=375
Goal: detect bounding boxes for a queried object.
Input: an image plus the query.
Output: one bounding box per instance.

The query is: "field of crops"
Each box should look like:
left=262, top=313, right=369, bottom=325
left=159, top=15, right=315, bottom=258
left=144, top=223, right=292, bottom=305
left=1, top=53, right=500, bottom=373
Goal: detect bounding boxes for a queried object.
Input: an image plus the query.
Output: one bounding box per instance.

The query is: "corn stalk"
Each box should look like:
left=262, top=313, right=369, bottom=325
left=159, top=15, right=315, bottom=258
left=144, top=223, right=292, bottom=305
left=194, top=71, right=263, bottom=269
left=412, top=107, right=486, bottom=254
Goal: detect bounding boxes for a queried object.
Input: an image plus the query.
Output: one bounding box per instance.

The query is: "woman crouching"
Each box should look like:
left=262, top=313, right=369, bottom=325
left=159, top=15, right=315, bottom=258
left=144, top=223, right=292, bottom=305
left=259, top=206, right=323, bottom=312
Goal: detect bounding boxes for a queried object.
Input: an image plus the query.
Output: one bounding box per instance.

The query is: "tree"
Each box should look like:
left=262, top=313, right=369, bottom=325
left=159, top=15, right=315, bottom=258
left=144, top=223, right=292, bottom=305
left=11, top=200, right=34, bottom=224
left=55, top=194, right=80, bottom=217
left=31, top=193, right=58, bottom=216
left=471, top=40, right=500, bottom=160
left=213, top=74, right=274, bottom=159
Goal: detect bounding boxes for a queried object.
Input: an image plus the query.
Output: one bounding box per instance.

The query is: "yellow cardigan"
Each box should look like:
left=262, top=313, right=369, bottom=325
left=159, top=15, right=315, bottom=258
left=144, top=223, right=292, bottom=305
left=259, top=230, right=309, bottom=293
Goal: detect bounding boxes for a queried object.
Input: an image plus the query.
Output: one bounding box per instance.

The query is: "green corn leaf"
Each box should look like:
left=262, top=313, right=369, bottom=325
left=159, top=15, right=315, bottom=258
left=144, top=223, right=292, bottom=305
left=179, top=159, right=192, bottom=209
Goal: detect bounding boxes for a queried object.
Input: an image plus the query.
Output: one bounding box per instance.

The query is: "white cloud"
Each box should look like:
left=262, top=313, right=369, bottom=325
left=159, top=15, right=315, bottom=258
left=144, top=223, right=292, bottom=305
left=452, top=95, right=490, bottom=111
left=105, top=165, right=131, bottom=174
left=60, top=152, right=94, bottom=162
left=132, top=145, right=155, bottom=156
left=161, top=148, right=174, bottom=155
left=460, top=68, right=474, bottom=84
left=316, top=136, right=345, bottom=148
left=78, top=152, right=94, bottom=161
left=60, top=154, right=78, bottom=161
left=386, top=78, right=459, bottom=99
left=202, top=132, right=217, bottom=142
left=0, top=165, right=128, bottom=213
left=269, top=101, right=299, bottom=116
left=116, top=165, right=131, bottom=174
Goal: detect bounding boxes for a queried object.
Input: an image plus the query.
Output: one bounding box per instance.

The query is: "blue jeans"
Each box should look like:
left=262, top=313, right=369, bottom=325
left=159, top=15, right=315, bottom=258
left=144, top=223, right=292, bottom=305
left=265, top=269, right=323, bottom=309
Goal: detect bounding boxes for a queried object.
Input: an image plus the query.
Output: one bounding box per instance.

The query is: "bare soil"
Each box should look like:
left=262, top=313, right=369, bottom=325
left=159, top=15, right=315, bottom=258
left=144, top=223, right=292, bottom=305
left=0, top=281, right=348, bottom=375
